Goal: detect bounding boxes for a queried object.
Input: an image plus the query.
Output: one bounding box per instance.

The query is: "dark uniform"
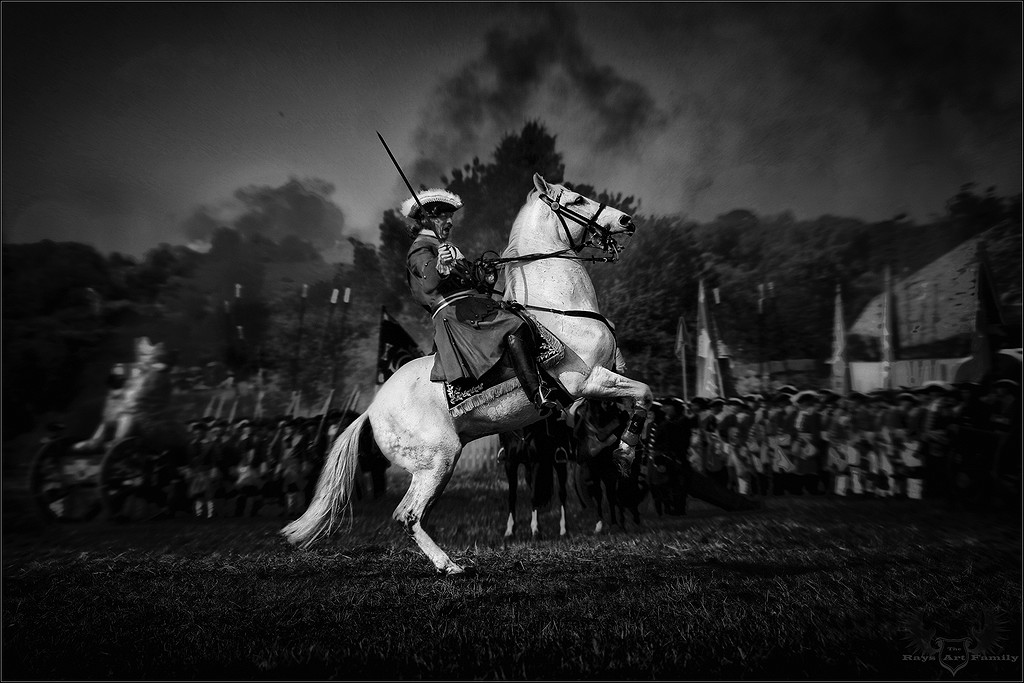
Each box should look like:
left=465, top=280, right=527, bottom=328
left=406, top=229, right=523, bottom=382
left=402, top=188, right=555, bottom=410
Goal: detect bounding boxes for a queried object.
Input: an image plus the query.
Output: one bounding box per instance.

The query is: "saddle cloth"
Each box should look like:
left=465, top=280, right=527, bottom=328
left=443, top=309, right=565, bottom=418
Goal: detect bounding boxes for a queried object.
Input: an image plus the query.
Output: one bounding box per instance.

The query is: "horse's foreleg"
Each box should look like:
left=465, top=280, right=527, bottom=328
left=566, top=365, right=653, bottom=409
left=394, top=465, right=464, bottom=575
left=530, top=508, right=540, bottom=538
left=571, top=366, right=654, bottom=476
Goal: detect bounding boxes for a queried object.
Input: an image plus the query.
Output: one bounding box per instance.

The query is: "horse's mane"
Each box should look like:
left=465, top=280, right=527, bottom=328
left=502, top=187, right=542, bottom=259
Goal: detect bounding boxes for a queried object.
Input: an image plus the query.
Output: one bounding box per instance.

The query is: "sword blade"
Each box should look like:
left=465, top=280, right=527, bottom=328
left=376, top=131, right=424, bottom=212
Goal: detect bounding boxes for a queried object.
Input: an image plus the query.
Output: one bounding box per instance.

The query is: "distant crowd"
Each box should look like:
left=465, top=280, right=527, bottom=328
left=46, top=377, right=1020, bottom=523
left=640, top=378, right=1021, bottom=511
left=147, top=410, right=389, bottom=520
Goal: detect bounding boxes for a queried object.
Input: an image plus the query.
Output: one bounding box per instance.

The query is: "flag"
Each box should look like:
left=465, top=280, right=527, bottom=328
left=377, top=307, right=424, bottom=385
left=880, top=265, right=894, bottom=390
left=253, top=389, right=265, bottom=420
left=674, top=316, right=689, bottom=360
left=286, top=390, right=301, bottom=418
left=961, top=252, right=999, bottom=382
left=829, top=284, right=849, bottom=394
left=676, top=316, right=690, bottom=401
left=695, top=280, right=723, bottom=398
left=202, top=393, right=217, bottom=419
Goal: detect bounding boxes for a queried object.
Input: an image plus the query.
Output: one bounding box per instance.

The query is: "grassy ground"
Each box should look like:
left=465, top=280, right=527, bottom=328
left=3, top=464, right=1021, bottom=680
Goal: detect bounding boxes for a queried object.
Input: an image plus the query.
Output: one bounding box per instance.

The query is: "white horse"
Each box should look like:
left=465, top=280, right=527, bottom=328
left=283, top=173, right=653, bottom=574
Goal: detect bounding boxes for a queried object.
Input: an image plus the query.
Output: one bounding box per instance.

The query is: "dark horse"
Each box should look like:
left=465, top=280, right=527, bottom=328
left=569, top=399, right=645, bottom=533
left=499, top=412, right=572, bottom=538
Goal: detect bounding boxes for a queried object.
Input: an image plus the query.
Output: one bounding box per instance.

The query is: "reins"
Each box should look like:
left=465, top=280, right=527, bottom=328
left=481, top=189, right=627, bottom=338
left=477, top=190, right=629, bottom=269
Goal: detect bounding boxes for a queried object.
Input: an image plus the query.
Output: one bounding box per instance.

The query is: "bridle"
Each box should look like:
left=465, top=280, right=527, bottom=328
left=537, top=189, right=635, bottom=255
left=472, top=188, right=635, bottom=337
left=480, top=188, right=636, bottom=270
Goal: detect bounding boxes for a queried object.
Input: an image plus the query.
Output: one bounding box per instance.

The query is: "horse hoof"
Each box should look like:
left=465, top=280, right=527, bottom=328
left=441, top=564, right=476, bottom=578
left=531, top=530, right=542, bottom=541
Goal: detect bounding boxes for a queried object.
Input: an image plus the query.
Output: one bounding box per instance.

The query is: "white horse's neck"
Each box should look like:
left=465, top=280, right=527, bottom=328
left=502, top=197, right=601, bottom=313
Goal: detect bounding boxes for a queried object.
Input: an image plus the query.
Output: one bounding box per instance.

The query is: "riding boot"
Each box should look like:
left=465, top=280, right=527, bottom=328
left=506, top=330, right=557, bottom=412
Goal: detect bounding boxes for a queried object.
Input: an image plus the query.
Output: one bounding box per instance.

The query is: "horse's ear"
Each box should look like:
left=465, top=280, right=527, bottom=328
left=533, top=173, right=549, bottom=195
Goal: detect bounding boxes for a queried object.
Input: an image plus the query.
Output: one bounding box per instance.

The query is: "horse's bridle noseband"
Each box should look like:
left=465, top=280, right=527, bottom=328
left=537, top=190, right=635, bottom=256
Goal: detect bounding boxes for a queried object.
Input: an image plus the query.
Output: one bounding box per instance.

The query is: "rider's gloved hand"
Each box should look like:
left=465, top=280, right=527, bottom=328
left=436, top=243, right=464, bottom=276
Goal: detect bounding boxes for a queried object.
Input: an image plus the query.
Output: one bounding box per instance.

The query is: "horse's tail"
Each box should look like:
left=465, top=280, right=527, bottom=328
left=281, top=412, right=370, bottom=548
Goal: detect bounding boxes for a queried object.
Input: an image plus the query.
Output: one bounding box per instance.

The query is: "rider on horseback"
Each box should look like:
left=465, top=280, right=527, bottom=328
left=403, top=188, right=557, bottom=412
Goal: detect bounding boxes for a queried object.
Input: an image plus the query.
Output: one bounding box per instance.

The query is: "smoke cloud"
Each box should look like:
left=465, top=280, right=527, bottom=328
left=408, top=4, right=668, bottom=186
left=406, top=3, right=1020, bottom=224
left=183, top=177, right=346, bottom=248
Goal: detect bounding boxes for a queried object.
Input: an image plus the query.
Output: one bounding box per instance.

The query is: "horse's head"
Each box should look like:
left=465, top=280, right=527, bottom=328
left=531, top=173, right=636, bottom=258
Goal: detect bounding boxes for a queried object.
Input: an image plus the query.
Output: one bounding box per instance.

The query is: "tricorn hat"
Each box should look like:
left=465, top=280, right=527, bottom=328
left=920, top=380, right=954, bottom=395
left=994, top=378, right=1020, bottom=391
left=401, top=188, right=463, bottom=220
left=792, top=390, right=820, bottom=406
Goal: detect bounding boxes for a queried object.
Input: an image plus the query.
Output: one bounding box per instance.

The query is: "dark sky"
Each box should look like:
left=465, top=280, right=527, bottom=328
left=3, top=2, right=1021, bottom=257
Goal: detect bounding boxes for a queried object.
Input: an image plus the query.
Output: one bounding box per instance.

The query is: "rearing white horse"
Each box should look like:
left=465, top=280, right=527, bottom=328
left=283, top=173, right=653, bottom=574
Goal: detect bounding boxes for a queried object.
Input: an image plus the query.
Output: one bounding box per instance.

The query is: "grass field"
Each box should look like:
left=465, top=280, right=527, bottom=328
left=3, top=464, right=1021, bottom=680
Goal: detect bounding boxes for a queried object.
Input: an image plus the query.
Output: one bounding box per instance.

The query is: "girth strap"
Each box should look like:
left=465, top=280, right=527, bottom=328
left=521, top=304, right=616, bottom=337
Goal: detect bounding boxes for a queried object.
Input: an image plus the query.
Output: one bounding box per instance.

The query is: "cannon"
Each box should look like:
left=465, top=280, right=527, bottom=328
left=27, top=337, right=191, bottom=522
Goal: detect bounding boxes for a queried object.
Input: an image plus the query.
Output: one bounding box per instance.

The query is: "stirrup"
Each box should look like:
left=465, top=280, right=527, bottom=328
left=534, top=385, right=559, bottom=412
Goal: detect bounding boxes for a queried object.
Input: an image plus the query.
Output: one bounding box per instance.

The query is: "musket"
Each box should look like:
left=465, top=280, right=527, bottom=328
left=377, top=131, right=425, bottom=215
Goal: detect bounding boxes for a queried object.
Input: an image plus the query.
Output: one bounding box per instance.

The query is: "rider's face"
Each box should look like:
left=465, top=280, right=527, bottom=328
left=423, top=212, right=454, bottom=241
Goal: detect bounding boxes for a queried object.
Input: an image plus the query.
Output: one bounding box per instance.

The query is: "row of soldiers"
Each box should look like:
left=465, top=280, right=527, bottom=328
left=644, top=378, right=1020, bottom=510
left=166, top=410, right=388, bottom=519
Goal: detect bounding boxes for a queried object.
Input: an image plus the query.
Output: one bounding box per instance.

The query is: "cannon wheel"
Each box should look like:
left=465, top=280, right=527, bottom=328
left=100, top=437, right=167, bottom=522
left=27, top=437, right=104, bottom=522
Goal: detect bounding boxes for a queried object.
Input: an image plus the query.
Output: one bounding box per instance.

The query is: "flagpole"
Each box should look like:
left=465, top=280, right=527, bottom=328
left=676, top=315, right=689, bottom=402
left=331, top=287, right=351, bottom=390
left=881, top=265, right=893, bottom=391
left=709, top=292, right=727, bottom=397
left=681, top=339, right=688, bottom=403
left=376, top=306, right=388, bottom=386
left=292, top=284, right=308, bottom=391
left=320, top=288, right=339, bottom=356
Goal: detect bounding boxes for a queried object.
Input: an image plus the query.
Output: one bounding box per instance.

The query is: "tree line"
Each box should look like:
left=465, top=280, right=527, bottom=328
left=4, top=121, right=1020, bottom=442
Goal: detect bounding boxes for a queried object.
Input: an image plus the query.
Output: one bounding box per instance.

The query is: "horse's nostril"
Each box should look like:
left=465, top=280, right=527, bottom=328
left=619, top=214, right=632, bottom=227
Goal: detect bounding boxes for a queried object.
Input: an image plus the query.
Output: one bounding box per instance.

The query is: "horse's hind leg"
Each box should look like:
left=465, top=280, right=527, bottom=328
left=393, top=459, right=465, bottom=575
left=555, top=461, right=568, bottom=537
left=504, top=460, right=518, bottom=539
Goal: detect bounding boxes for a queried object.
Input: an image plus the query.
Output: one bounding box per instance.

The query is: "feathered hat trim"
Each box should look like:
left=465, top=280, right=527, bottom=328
left=400, top=188, right=463, bottom=219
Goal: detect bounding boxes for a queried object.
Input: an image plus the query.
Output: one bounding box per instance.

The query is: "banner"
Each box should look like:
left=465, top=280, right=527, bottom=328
left=675, top=316, right=689, bottom=361
left=376, top=307, right=424, bottom=385
left=829, top=284, right=849, bottom=394
left=695, top=280, right=723, bottom=398
left=880, top=265, right=894, bottom=390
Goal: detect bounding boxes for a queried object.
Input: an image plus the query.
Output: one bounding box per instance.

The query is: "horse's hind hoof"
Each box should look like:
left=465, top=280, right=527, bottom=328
left=440, top=564, right=477, bottom=578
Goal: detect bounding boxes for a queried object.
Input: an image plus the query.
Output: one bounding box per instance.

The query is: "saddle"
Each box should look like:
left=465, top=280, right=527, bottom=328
left=443, top=303, right=569, bottom=417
